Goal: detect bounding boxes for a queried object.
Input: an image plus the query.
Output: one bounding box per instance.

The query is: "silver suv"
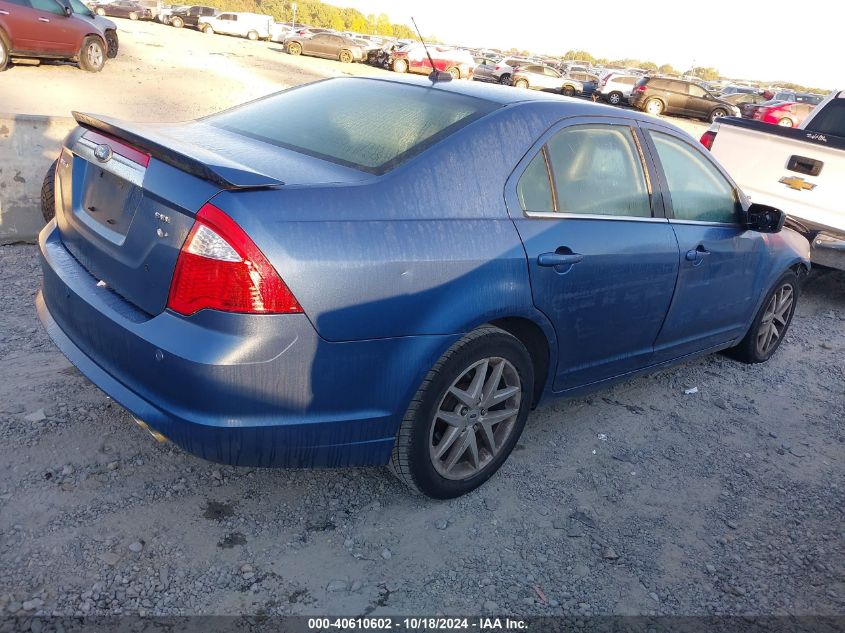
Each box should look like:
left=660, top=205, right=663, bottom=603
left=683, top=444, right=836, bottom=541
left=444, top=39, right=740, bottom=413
left=511, top=64, right=584, bottom=96
left=597, top=73, right=639, bottom=105
left=472, top=57, right=531, bottom=85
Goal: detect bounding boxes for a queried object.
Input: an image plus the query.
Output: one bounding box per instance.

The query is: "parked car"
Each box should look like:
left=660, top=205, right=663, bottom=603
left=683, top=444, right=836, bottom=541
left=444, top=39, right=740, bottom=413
left=596, top=73, right=639, bottom=105
left=156, top=3, right=187, bottom=23
left=629, top=77, right=741, bottom=122
left=719, top=85, right=758, bottom=96
left=198, top=11, right=272, bottom=40
left=167, top=4, right=216, bottom=28
left=37, top=77, right=808, bottom=499
left=268, top=21, right=291, bottom=42
left=566, top=70, right=598, bottom=96
left=720, top=92, right=768, bottom=107
left=752, top=101, right=815, bottom=127
left=741, top=98, right=784, bottom=120
left=512, top=64, right=584, bottom=96
left=62, top=0, right=119, bottom=58
left=0, top=0, right=110, bottom=71
left=89, top=0, right=151, bottom=20
left=390, top=44, right=475, bottom=79
left=773, top=91, right=824, bottom=105
left=285, top=32, right=363, bottom=63
left=472, top=56, right=530, bottom=85
left=704, top=88, right=844, bottom=270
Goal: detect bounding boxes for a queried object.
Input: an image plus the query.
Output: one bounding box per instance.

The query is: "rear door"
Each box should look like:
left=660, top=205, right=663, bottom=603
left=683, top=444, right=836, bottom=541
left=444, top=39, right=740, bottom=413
left=506, top=117, right=680, bottom=391
left=640, top=123, right=767, bottom=359
left=0, top=0, right=41, bottom=51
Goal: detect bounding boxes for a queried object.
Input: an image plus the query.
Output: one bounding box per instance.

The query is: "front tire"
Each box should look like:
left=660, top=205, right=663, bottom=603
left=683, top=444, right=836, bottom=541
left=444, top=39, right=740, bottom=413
left=710, top=108, right=727, bottom=123
left=561, top=84, right=575, bottom=97
left=0, top=36, right=8, bottom=72
left=128, top=11, right=138, bottom=20
left=498, top=73, right=511, bottom=85
left=201, top=24, right=213, bottom=34
left=170, top=16, right=183, bottom=28
left=247, top=30, right=258, bottom=41
left=778, top=117, right=794, bottom=127
left=728, top=271, right=799, bottom=364
left=78, top=36, right=105, bottom=72
left=389, top=326, right=534, bottom=499
left=608, top=91, right=623, bottom=105
left=339, top=49, right=353, bottom=63
left=105, top=29, right=119, bottom=58
left=446, top=66, right=460, bottom=79
left=96, top=7, right=105, bottom=15
left=514, top=78, right=528, bottom=89
left=392, top=58, right=408, bottom=73
left=287, top=41, right=302, bottom=56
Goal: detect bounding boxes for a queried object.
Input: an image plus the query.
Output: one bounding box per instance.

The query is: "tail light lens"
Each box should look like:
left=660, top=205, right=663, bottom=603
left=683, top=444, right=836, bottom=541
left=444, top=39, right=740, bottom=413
left=494, top=65, right=501, bottom=70
left=167, top=203, right=302, bottom=316
left=699, top=131, right=716, bottom=150
left=635, top=85, right=647, bottom=92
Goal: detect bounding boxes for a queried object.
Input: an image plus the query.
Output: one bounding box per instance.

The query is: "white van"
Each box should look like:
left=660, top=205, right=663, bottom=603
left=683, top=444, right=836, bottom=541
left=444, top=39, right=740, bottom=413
left=198, top=12, right=273, bottom=40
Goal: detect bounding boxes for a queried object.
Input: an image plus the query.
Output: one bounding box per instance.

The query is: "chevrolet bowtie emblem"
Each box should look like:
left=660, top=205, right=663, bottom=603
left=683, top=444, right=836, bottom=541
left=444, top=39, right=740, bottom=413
left=779, top=176, right=816, bottom=191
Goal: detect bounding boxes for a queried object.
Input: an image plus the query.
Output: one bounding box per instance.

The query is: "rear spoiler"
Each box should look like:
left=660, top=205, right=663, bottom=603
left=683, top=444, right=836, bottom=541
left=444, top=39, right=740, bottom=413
left=72, top=111, right=284, bottom=190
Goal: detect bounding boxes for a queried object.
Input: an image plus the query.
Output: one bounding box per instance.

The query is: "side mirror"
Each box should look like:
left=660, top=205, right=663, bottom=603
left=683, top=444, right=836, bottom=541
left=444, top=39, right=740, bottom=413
left=747, top=203, right=785, bottom=233
left=64, top=5, right=72, bottom=15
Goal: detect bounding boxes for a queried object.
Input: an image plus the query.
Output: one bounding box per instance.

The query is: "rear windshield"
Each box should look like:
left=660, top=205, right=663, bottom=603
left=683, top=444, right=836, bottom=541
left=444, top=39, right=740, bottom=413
left=805, top=99, right=845, bottom=137
left=208, top=79, right=498, bottom=174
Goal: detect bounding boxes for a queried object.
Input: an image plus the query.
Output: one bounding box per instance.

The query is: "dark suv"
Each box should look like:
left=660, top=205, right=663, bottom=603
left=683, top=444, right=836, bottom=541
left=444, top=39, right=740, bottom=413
left=0, top=0, right=110, bottom=71
left=629, top=77, right=740, bottom=123
left=168, top=4, right=216, bottom=28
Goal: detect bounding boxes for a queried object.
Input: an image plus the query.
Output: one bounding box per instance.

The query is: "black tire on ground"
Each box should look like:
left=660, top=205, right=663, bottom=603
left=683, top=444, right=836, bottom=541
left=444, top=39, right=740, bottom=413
left=498, top=73, right=511, bottom=85
left=562, top=85, right=576, bottom=97
left=608, top=91, right=623, bottom=105
left=105, top=29, right=118, bottom=58
left=78, top=36, right=105, bottom=72
left=170, top=16, right=183, bottom=27
left=389, top=325, right=534, bottom=499
left=710, top=108, right=727, bottom=123
left=727, top=270, right=800, bottom=364
left=0, top=34, right=8, bottom=72
left=41, top=159, right=58, bottom=223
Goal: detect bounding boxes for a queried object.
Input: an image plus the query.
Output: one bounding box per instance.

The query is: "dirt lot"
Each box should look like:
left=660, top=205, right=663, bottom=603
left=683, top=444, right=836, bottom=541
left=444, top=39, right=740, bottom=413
left=0, top=242, right=843, bottom=619
left=1, top=15, right=841, bottom=624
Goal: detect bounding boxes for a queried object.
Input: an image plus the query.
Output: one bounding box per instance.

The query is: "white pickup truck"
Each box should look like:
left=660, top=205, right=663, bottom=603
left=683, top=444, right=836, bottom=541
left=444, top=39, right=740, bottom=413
left=702, top=90, right=845, bottom=270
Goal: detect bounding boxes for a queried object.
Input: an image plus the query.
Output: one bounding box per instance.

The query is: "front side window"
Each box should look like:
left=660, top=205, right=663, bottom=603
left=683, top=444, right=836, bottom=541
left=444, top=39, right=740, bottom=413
left=688, top=85, right=708, bottom=98
left=29, top=0, right=64, bottom=14
left=650, top=132, right=739, bottom=224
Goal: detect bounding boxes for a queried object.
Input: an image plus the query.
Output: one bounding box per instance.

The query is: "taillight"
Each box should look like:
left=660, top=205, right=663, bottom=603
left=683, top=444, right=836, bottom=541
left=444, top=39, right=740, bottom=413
left=494, top=65, right=501, bottom=70
left=699, top=131, right=716, bottom=150
left=635, top=85, right=646, bottom=92
left=167, top=203, right=302, bottom=316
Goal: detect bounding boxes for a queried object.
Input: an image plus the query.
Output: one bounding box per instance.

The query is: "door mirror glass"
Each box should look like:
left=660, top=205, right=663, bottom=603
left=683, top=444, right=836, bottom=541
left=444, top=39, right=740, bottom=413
left=747, top=203, right=785, bottom=233
left=64, top=3, right=72, bottom=14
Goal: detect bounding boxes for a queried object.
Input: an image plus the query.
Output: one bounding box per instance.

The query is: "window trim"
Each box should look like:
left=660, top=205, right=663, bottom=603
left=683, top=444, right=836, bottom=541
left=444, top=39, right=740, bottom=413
left=637, top=121, right=747, bottom=227
left=505, top=116, right=662, bottom=222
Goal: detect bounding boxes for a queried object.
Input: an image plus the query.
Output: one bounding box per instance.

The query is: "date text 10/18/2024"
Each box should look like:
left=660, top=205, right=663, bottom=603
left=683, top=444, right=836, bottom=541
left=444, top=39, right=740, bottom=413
left=307, top=618, right=529, bottom=631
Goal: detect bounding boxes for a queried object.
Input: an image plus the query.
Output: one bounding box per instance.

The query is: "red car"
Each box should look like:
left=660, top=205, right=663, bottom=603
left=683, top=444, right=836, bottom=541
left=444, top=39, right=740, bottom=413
left=0, top=0, right=109, bottom=71
left=753, top=101, right=816, bottom=128
left=390, top=44, right=475, bottom=80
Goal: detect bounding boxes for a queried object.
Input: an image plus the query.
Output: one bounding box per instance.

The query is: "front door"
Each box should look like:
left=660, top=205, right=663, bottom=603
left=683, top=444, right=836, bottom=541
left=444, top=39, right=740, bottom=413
left=641, top=124, right=767, bottom=360
left=506, top=118, right=680, bottom=391
left=27, top=0, right=78, bottom=54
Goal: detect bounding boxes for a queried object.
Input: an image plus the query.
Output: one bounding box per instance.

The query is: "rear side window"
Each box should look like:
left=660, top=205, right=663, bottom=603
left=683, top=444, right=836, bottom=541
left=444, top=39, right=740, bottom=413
left=517, top=125, right=651, bottom=218
left=209, top=78, right=499, bottom=174
left=650, top=132, right=739, bottom=224
left=805, top=99, right=845, bottom=137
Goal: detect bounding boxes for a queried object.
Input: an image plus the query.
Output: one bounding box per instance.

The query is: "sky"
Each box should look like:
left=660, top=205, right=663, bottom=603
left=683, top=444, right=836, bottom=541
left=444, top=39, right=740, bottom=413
left=331, top=0, right=839, bottom=90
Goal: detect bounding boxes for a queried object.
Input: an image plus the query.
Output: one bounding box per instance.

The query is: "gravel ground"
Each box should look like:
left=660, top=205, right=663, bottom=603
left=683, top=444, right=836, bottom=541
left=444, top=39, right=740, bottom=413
left=0, top=243, right=843, bottom=620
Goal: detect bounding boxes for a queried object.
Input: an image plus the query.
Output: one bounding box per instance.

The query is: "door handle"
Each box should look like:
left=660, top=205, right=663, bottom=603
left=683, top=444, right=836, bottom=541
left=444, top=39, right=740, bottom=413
left=538, top=252, right=584, bottom=267
left=685, top=245, right=710, bottom=262
left=0, top=10, right=9, bottom=15
left=38, top=16, right=50, bottom=21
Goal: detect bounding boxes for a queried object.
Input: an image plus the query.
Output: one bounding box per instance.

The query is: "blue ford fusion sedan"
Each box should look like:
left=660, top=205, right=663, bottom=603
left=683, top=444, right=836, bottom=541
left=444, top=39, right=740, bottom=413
left=37, top=76, right=810, bottom=498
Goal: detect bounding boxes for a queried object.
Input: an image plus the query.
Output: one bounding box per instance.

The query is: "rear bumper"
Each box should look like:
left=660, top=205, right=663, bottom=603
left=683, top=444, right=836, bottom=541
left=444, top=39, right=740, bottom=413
left=37, top=222, right=453, bottom=467
left=810, top=232, right=845, bottom=271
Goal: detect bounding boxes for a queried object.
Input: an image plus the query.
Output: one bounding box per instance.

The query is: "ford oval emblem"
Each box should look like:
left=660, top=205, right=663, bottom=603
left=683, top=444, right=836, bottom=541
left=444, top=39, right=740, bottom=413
left=94, top=144, right=113, bottom=163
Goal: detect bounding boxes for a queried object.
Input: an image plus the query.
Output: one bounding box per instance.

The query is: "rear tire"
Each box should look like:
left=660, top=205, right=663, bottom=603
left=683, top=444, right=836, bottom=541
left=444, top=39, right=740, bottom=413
left=645, top=98, right=664, bottom=115
left=0, top=35, right=8, bottom=72
left=389, top=326, right=534, bottom=499
left=247, top=30, right=258, bottom=41
left=202, top=24, right=213, bottom=34
left=608, top=91, right=623, bottom=105
left=128, top=11, right=138, bottom=20
left=96, top=7, right=105, bottom=15
left=287, top=41, right=301, bottom=56
left=78, top=36, right=105, bottom=72
left=498, top=73, right=511, bottom=85
left=710, top=108, right=727, bottom=123
left=339, top=49, right=353, bottom=63
left=392, top=58, right=407, bottom=73
left=41, top=159, right=57, bottom=223
left=778, top=117, right=794, bottom=127
left=514, top=78, right=528, bottom=89
left=170, top=16, right=183, bottom=28
left=446, top=66, right=460, bottom=79
left=561, top=84, right=576, bottom=97
left=728, top=271, right=799, bottom=364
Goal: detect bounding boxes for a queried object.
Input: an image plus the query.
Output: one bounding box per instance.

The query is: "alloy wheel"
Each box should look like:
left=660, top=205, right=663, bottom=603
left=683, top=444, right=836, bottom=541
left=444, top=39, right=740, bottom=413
left=429, top=357, right=521, bottom=481
left=87, top=42, right=103, bottom=69
left=646, top=99, right=663, bottom=115
left=609, top=93, right=621, bottom=105
left=756, top=284, right=794, bottom=357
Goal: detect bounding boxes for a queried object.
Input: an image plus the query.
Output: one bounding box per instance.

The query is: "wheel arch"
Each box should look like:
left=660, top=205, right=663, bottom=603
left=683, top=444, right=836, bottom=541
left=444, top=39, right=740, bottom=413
left=488, top=316, right=552, bottom=406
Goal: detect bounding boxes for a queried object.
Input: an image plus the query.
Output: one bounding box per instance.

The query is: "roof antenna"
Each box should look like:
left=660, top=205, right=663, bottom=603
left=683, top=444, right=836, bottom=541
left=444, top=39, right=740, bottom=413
left=411, top=16, right=450, bottom=83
